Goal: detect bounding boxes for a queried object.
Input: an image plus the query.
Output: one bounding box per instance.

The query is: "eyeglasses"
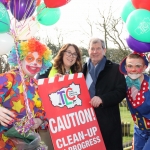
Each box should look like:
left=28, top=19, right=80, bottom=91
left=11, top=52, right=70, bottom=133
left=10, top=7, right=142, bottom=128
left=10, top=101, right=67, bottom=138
left=65, top=51, right=78, bottom=58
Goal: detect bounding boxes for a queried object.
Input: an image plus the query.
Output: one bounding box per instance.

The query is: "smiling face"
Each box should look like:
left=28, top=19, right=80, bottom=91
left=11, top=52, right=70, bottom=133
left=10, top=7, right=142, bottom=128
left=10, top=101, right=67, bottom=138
left=21, top=52, right=42, bottom=77
left=125, top=57, right=147, bottom=79
left=88, top=41, right=106, bottom=66
left=63, top=46, right=77, bottom=70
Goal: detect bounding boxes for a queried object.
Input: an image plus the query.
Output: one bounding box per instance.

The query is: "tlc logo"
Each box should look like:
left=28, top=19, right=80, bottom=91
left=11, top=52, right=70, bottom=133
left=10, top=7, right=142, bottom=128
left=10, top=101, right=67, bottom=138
left=49, top=83, right=81, bottom=108
left=57, top=87, right=77, bottom=106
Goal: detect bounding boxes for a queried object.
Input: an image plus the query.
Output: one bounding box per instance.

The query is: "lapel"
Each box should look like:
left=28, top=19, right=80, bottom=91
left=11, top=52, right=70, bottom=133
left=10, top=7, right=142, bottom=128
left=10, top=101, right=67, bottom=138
left=82, top=63, right=88, bottom=77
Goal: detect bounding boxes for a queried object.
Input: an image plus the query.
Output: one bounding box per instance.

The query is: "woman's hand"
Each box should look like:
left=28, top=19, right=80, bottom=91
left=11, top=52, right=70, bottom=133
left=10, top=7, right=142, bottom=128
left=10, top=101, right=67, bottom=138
left=0, top=107, right=15, bottom=127
left=31, top=118, right=43, bottom=130
left=54, top=73, right=63, bottom=77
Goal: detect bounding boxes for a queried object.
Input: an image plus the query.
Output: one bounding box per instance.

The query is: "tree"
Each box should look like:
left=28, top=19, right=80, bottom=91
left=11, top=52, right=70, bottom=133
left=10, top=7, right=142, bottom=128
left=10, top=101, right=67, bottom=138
left=98, top=11, right=130, bottom=60
left=97, top=8, right=129, bottom=49
left=80, top=47, right=88, bottom=56
left=46, top=42, right=60, bottom=58
left=95, top=3, right=132, bottom=62
left=0, top=55, right=10, bottom=73
left=106, top=48, right=130, bottom=64
left=38, top=27, right=65, bottom=58
left=77, top=0, right=131, bottom=63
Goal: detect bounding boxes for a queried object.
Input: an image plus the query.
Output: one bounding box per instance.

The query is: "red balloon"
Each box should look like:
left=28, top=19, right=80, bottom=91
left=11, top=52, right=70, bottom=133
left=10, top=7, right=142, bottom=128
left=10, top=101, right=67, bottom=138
left=132, top=0, right=150, bottom=10
left=36, top=0, right=41, bottom=6
left=44, top=0, right=71, bottom=8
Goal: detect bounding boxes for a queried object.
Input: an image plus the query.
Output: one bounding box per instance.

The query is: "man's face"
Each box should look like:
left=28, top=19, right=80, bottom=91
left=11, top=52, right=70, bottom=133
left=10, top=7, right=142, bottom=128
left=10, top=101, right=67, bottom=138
left=21, top=52, right=42, bottom=77
left=88, top=42, right=106, bottom=66
left=125, top=58, right=147, bottom=79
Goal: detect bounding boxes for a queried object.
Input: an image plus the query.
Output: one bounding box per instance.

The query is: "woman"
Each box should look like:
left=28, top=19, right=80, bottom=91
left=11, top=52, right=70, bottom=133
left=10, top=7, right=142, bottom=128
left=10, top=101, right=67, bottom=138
left=36, top=43, right=82, bottom=150
left=37, top=43, right=82, bottom=78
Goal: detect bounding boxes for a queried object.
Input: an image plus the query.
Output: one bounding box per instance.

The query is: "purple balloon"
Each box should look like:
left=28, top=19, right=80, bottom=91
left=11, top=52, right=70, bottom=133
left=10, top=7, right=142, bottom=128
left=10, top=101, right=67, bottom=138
left=10, top=0, right=36, bottom=21
left=126, top=35, right=150, bottom=53
left=0, top=0, right=9, bottom=9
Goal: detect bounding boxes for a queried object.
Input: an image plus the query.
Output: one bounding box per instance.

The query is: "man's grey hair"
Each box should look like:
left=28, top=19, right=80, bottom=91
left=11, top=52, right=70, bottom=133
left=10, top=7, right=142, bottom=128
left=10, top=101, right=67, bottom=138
left=89, top=38, right=106, bottom=49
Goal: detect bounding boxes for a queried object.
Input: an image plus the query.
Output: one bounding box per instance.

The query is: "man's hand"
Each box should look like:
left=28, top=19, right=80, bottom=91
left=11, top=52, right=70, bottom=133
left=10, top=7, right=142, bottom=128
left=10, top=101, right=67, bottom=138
left=90, top=96, right=103, bottom=107
left=0, top=107, right=15, bottom=127
left=148, top=55, right=150, bottom=62
left=31, top=118, right=43, bottom=130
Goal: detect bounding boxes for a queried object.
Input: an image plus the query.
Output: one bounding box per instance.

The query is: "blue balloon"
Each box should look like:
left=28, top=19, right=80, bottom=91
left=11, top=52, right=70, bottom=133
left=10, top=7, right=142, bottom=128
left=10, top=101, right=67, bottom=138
left=0, top=2, right=10, bottom=33
left=37, top=3, right=61, bottom=26
left=121, top=0, right=135, bottom=22
left=126, top=9, right=150, bottom=42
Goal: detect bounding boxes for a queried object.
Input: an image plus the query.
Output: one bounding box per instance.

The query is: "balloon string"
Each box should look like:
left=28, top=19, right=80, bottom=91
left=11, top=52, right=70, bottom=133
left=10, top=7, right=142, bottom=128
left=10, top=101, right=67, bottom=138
left=35, top=5, right=46, bottom=17
left=0, top=20, right=9, bottom=26
left=9, top=0, right=44, bottom=37
left=35, top=5, right=49, bottom=21
left=10, top=17, right=39, bottom=41
left=8, top=1, right=17, bottom=36
left=13, top=0, right=16, bottom=21
left=9, top=0, right=38, bottom=38
left=14, top=39, right=33, bottom=120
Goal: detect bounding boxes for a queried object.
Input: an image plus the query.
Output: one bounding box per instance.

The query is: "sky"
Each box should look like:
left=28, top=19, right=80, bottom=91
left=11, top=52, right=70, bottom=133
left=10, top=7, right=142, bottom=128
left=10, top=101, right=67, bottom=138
left=37, top=0, right=128, bottom=48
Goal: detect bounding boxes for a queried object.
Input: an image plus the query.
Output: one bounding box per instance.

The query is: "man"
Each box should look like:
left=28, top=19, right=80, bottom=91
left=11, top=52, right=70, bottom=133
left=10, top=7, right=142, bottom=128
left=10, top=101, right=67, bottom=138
left=83, top=38, right=126, bottom=150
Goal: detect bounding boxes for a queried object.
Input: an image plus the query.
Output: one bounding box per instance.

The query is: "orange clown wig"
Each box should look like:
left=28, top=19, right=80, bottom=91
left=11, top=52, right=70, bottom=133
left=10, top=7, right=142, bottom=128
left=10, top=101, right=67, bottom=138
left=8, top=38, right=52, bottom=74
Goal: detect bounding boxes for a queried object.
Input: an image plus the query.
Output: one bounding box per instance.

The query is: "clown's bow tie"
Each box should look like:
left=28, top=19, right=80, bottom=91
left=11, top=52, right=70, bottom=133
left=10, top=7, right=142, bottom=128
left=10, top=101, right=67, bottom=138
left=126, top=76, right=141, bottom=90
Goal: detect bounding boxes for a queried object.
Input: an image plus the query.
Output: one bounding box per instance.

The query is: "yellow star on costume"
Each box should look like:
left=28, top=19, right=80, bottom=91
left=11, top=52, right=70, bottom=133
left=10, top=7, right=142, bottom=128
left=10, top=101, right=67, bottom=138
left=6, top=81, right=12, bottom=90
left=12, top=100, right=24, bottom=113
left=4, top=95, right=11, bottom=102
left=18, top=84, right=23, bottom=93
left=35, top=100, right=41, bottom=108
left=2, top=134, right=9, bottom=142
left=32, top=92, right=41, bottom=107
left=32, top=91, right=40, bottom=102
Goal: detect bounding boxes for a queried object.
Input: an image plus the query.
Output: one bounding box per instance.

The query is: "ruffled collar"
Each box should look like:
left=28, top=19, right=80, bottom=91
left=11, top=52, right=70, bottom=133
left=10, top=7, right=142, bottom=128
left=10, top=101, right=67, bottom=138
left=14, top=68, right=38, bottom=86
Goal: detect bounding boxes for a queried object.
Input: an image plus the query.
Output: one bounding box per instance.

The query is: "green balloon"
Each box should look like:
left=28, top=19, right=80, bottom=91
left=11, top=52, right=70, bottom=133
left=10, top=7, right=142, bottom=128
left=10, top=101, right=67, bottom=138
left=126, top=9, right=150, bottom=43
left=121, top=0, right=135, bottom=22
left=0, top=2, right=10, bottom=33
left=37, top=3, right=61, bottom=26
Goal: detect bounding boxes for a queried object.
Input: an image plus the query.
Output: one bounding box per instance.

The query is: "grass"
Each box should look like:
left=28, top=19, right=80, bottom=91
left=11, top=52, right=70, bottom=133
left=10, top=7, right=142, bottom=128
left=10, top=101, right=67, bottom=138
left=119, top=106, right=134, bottom=145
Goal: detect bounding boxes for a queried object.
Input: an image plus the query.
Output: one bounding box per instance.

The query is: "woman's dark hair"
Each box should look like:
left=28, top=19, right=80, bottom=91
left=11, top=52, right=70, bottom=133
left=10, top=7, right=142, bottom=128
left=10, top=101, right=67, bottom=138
left=53, top=43, right=82, bottom=74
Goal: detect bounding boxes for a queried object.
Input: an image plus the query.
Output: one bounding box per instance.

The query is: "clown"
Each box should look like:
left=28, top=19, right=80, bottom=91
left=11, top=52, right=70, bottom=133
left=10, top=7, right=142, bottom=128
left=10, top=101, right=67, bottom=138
left=119, top=52, right=150, bottom=150
left=0, top=38, right=52, bottom=149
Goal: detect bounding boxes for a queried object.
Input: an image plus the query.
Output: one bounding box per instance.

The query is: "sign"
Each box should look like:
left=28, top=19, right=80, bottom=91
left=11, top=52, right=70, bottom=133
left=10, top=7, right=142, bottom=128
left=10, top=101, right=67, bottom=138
left=38, top=73, right=106, bottom=150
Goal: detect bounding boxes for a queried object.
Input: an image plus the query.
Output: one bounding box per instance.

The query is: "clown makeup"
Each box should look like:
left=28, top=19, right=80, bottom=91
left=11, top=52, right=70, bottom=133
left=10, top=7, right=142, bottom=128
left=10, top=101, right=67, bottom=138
left=21, top=52, right=42, bottom=77
left=125, top=58, right=146, bottom=80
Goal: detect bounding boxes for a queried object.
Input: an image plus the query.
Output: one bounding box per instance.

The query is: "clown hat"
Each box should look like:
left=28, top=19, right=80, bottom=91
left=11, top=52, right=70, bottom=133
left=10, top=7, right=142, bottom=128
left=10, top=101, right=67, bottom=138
left=119, top=52, right=149, bottom=75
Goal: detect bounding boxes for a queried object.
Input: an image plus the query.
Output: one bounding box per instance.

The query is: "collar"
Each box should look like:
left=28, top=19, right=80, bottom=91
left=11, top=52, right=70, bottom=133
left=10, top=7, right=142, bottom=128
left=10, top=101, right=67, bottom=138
left=87, top=56, right=107, bottom=67
left=87, top=56, right=106, bottom=80
left=25, top=76, right=38, bottom=86
left=126, top=76, right=141, bottom=90
left=65, top=70, right=72, bottom=75
left=14, top=68, right=38, bottom=86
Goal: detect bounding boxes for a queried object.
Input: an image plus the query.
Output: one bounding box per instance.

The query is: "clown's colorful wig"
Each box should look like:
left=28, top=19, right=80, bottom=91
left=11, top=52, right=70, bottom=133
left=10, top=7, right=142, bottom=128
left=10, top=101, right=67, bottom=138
left=8, top=38, right=52, bottom=75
